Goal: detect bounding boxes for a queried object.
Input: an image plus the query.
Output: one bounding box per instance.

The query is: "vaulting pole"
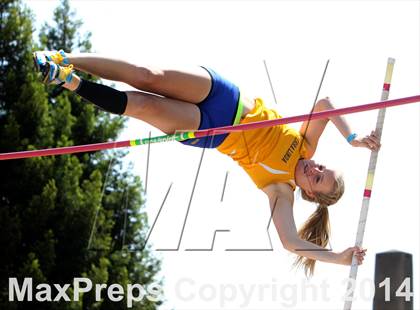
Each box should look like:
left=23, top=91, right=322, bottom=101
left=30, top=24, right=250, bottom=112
left=343, top=57, right=395, bottom=310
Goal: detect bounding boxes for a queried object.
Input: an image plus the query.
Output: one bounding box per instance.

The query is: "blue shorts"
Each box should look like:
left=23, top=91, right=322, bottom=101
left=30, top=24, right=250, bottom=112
left=180, top=67, right=242, bottom=148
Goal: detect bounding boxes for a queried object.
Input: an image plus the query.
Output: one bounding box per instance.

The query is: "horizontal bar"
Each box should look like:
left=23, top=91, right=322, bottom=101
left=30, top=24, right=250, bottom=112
left=0, top=94, right=419, bottom=160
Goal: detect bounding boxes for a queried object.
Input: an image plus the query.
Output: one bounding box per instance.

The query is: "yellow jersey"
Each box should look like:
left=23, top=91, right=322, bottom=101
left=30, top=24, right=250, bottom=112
left=217, top=98, right=309, bottom=190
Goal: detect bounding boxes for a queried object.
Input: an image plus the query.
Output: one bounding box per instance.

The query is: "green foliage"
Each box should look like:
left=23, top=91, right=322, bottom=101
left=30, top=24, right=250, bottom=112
left=0, top=1, right=161, bottom=309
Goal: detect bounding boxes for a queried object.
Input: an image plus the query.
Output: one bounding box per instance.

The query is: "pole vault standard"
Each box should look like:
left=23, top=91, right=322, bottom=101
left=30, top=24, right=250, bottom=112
left=343, top=58, right=395, bottom=310
left=0, top=93, right=419, bottom=161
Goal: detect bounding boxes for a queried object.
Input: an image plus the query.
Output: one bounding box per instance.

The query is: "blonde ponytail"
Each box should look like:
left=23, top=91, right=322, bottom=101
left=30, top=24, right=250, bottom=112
left=294, top=175, right=344, bottom=277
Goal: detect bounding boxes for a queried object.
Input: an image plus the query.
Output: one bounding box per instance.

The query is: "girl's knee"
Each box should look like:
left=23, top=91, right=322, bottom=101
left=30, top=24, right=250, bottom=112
left=130, top=66, right=164, bottom=89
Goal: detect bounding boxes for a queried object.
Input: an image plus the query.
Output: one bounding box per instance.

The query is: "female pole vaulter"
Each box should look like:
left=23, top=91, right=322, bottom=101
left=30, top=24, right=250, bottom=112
left=34, top=50, right=380, bottom=276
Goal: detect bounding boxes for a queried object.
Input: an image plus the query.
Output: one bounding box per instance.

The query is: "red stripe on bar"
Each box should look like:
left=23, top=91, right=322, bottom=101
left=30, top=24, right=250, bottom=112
left=0, top=140, right=132, bottom=160
left=383, top=83, right=390, bottom=91
left=364, top=189, right=372, bottom=197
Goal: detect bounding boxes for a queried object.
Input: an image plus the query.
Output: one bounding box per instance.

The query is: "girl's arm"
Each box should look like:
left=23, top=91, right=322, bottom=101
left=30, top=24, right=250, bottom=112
left=263, top=183, right=365, bottom=265
left=299, top=97, right=380, bottom=158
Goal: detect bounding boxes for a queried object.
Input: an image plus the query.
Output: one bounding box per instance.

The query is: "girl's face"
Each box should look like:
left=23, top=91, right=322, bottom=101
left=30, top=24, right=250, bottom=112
left=295, top=159, right=337, bottom=198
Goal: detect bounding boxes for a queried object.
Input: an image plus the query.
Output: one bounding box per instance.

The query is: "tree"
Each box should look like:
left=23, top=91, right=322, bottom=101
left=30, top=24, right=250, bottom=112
left=0, top=1, right=161, bottom=309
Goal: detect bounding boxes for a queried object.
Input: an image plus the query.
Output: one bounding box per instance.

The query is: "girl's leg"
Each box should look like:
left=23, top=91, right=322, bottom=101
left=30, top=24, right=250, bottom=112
left=67, top=53, right=212, bottom=104
left=65, top=75, right=200, bottom=134
left=124, top=91, right=200, bottom=134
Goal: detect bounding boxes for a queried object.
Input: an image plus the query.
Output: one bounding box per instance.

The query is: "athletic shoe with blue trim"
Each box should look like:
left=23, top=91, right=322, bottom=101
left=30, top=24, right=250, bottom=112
left=40, top=61, right=74, bottom=85
left=33, top=50, right=70, bottom=71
